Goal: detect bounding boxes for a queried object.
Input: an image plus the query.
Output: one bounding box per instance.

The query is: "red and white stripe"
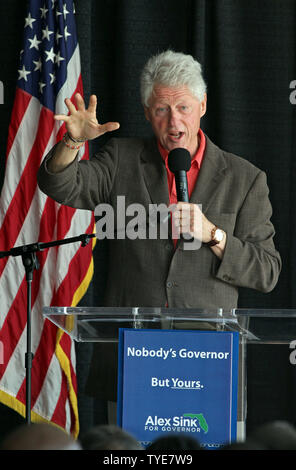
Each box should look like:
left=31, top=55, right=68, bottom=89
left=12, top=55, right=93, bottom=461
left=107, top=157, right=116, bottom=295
left=0, top=43, right=94, bottom=436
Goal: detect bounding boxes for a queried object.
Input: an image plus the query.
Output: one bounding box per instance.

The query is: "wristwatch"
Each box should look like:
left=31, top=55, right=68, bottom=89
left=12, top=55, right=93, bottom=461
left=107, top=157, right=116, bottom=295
left=206, top=226, right=224, bottom=246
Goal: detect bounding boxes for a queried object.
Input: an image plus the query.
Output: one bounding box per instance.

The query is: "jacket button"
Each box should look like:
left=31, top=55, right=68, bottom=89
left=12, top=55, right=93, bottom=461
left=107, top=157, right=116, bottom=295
left=166, top=281, right=173, bottom=288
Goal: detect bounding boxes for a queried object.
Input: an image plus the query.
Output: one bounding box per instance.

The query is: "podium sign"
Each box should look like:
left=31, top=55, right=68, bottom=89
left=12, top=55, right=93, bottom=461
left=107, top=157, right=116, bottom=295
left=117, top=329, right=239, bottom=449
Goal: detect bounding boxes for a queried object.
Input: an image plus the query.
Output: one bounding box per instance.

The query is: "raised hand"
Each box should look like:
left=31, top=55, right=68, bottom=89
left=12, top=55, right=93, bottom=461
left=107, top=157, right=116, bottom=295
left=54, top=92, right=120, bottom=141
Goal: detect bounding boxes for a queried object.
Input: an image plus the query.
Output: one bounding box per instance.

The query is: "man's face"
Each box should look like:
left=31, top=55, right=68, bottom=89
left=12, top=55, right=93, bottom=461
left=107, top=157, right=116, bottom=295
left=144, top=84, right=207, bottom=157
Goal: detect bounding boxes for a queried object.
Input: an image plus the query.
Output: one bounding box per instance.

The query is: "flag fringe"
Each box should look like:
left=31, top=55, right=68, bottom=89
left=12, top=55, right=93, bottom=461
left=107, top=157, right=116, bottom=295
left=0, top=389, right=66, bottom=434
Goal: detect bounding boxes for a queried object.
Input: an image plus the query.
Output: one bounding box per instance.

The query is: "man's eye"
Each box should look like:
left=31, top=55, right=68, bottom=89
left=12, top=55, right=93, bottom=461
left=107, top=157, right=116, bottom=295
left=156, top=107, right=168, bottom=115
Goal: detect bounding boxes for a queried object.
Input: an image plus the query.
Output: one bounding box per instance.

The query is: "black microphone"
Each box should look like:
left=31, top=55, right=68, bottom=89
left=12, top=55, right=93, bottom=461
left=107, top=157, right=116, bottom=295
left=168, top=148, right=191, bottom=202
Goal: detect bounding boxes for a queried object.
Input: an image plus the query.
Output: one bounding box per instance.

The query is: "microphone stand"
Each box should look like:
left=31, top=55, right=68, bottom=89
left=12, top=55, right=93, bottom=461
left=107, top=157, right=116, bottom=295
left=0, top=233, right=95, bottom=425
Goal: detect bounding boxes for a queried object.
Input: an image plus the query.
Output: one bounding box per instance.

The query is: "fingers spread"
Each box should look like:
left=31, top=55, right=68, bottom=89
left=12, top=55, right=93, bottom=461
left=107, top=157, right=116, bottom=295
left=87, top=94, right=97, bottom=114
left=75, top=93, right=86, bottom=112
left=54, top=114, right=70, bottom=122
left=64, top=97, right=77, bottom=114
left=100, top=122, right=120, bottom=134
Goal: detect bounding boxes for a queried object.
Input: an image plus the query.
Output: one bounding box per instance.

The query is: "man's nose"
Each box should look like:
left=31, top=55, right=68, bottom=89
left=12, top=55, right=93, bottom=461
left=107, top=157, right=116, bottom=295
left=168, top=109, right=180, bottom=127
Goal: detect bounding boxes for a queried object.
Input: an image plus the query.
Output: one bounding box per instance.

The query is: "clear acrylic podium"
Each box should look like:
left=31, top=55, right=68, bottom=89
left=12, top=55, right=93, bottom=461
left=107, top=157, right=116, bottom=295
left=43, top=307, right=296, bottom=442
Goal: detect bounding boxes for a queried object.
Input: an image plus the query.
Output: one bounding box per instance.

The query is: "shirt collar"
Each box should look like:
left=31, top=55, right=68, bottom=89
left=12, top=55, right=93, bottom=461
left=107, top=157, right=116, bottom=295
left=157, top=128, right=206, bottom=170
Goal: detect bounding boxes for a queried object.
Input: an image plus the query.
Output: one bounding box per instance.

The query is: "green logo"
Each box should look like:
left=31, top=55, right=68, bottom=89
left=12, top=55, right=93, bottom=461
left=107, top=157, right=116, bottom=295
left=183, top=413, right=208, bottom=433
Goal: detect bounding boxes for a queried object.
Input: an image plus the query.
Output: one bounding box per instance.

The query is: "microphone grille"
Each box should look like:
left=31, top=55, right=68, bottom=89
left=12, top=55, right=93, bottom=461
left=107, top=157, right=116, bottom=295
left=168, top=148, right=191, bottom=172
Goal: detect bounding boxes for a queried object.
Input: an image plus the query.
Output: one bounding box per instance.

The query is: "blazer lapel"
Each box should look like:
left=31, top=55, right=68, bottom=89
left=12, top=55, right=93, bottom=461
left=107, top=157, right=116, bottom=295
left=141, top=138, right=174, bottom=241
left=190, top=135, right=228, bottom=215
left=141, top=137, right=170, bottom=207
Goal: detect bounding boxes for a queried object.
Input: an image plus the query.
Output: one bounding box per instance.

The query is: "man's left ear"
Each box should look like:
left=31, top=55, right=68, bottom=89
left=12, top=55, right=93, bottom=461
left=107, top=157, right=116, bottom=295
left=200, top=94, right=207, bottom=117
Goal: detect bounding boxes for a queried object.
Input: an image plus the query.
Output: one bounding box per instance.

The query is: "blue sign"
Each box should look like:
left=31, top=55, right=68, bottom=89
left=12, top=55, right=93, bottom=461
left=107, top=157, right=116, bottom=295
left=117, top=329, right=239, bottom=449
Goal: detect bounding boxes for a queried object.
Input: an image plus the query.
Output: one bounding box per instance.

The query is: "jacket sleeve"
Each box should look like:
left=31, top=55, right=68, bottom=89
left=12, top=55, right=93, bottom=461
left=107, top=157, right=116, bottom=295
left=215, top=170, right=281, bottom=293
left=37, top=139, right=119, bottom=210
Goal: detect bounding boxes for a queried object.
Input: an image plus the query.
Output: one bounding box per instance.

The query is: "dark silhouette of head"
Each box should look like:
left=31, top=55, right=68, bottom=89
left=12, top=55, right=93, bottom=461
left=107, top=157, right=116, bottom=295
left=250, top=421, right=296, bottom=450
left=146, top=433, right=201, bottom=451
left=1, top=422, right=81, bottom=450
left=79, top=424, right=143, bottom=450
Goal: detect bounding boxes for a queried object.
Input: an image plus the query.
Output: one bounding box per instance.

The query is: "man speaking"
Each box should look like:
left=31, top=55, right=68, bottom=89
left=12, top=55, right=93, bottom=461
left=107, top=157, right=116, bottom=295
left=37, top=50, right=281, bottom=404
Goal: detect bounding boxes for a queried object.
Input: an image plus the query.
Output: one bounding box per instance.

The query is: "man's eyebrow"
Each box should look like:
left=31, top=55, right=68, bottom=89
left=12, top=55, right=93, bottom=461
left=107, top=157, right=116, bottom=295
left=153, top=100, right=168, bottom=104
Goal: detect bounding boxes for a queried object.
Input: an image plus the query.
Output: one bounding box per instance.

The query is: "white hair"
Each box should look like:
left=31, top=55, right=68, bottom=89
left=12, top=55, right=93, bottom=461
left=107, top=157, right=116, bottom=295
left=140, top=50, right=207, bottom=106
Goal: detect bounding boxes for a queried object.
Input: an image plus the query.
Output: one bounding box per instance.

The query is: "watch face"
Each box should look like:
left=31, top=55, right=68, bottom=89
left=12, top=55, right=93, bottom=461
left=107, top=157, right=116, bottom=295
left=215, top=229, right=224, bottom=242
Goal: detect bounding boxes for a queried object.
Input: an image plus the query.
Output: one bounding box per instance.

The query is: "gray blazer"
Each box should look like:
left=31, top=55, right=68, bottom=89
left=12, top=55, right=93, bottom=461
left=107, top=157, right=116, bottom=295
left=38, top=134, right=281, bottom=311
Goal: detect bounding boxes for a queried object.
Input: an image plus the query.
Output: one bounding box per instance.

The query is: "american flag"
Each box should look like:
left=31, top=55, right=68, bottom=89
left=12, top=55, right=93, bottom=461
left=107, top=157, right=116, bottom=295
left=0, top=0, right=95, bottom=436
